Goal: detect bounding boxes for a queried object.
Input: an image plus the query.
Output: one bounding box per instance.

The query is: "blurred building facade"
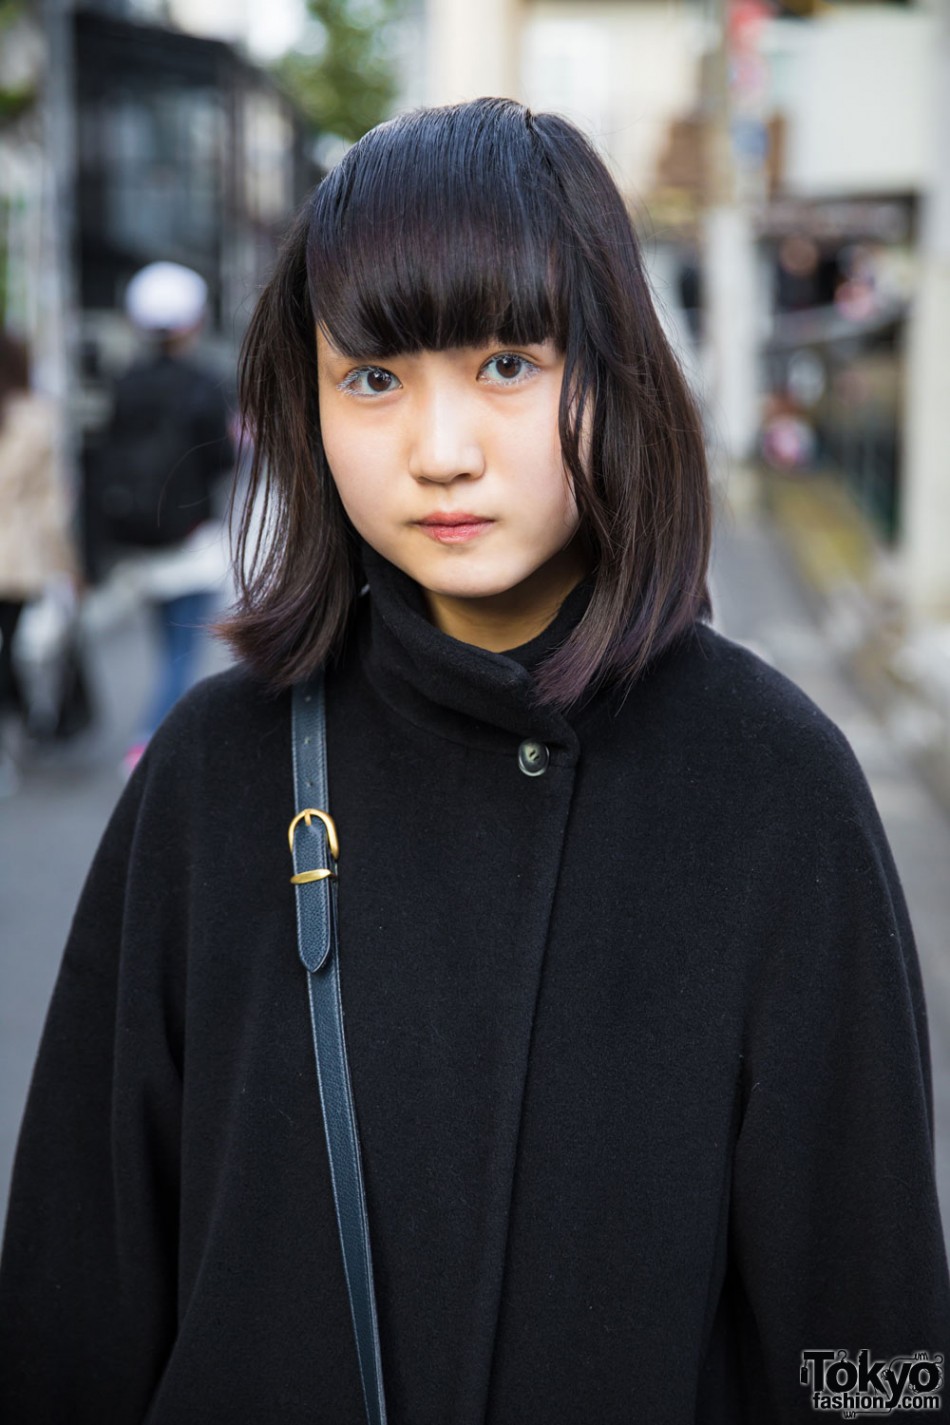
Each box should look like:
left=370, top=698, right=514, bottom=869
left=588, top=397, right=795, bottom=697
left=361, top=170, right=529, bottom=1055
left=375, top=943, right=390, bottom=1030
left=75, top=9, right=311, bottom=358
left=0, top=0, right=320, bottom=577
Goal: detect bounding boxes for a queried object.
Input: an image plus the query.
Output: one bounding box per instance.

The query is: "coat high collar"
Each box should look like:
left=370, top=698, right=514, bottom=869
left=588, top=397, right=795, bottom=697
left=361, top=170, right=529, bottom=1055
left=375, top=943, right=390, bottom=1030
left=355, top=540, right=594, bottom=757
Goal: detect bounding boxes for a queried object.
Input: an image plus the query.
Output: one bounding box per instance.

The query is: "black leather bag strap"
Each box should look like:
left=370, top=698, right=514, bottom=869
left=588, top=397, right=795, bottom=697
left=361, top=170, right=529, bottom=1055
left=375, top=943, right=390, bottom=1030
left=289, top=671, right=388, bottom=1425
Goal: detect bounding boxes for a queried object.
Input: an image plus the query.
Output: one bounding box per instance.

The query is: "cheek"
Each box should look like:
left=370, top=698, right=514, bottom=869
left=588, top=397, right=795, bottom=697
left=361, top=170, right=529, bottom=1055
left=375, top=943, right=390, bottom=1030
left=319, top=418, right=385, bottom=524
left=321, top=457, right=376, bottom=548
left=543, top=423, right=580, bottom=528
left=327, top=466, right=381, bottom=542
left=321, top=439, right=355, bottom=515
left=510, top=401, right=573, bottom=504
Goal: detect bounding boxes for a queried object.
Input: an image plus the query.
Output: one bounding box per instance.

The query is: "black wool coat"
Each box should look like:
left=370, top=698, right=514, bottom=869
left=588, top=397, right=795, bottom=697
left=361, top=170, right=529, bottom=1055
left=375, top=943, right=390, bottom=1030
left=2, top=545, right=949, bottom=1424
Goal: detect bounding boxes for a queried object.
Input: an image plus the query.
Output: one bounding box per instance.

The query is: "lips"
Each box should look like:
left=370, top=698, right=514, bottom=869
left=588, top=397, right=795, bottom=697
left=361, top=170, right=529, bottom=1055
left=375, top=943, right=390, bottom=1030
left=415, top=513, right=495, bottom=544
left=418, top=512, right=491, bottom=526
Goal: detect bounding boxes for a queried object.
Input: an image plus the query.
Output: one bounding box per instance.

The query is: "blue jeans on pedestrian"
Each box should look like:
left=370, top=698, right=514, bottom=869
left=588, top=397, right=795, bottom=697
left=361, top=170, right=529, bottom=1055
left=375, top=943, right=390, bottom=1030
left=142, top=590, right=213, bottom=738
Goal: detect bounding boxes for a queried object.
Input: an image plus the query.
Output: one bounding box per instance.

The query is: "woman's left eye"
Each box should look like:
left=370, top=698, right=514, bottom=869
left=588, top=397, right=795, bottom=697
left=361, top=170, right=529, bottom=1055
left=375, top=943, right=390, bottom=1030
left=480, top=353, right=538, bottom=386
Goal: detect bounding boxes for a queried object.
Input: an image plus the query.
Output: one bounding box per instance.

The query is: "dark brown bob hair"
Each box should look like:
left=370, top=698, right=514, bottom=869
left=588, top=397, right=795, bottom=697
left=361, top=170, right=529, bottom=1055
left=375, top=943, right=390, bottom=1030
left=222, top=96, right=712, bottom=710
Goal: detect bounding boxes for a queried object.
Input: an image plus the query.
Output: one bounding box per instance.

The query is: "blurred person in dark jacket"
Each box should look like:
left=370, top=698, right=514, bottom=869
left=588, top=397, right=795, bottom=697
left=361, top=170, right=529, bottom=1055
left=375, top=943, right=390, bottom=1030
left=96, top=262, right=234, bottom=776
left=0, top=332, right=79, bottom=795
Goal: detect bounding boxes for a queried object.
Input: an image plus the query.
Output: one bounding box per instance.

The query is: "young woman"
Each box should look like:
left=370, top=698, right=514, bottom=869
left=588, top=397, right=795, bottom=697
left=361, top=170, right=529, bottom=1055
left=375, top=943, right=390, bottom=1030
left=1, top=98, right=947, bottom=1424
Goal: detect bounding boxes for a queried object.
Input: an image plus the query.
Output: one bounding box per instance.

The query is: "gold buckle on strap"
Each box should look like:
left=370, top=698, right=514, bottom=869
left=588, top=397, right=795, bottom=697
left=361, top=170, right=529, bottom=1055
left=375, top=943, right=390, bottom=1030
left=288, top=808, right=339, bottom=885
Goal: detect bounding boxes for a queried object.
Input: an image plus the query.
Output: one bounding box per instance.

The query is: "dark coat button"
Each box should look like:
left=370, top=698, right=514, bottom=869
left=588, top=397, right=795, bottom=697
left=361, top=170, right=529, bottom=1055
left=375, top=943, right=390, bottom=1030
left=517, top=739, right=549, bottom=776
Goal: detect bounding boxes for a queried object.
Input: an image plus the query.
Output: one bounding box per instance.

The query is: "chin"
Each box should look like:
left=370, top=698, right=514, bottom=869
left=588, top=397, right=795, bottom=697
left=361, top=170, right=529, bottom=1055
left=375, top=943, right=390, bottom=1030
left=419, top=575, right=513, bottom=602
left=417, top=558, right=534, bottom=603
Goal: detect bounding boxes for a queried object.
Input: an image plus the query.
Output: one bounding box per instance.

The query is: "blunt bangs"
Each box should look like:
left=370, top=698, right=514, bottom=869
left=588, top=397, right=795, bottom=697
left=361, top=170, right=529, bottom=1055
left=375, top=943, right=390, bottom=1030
left=306, top=101, right=567, bottom=358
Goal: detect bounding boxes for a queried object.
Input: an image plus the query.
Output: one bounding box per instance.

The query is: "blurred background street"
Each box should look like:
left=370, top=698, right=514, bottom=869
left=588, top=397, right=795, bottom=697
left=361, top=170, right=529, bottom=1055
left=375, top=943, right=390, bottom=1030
left=2, top=0, right=950, bottom=1259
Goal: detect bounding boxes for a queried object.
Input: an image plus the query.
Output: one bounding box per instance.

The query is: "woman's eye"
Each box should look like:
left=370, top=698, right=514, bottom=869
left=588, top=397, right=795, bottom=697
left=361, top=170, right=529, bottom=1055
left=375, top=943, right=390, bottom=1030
left=338, top=366, right=401, bottom=398
left=480, top=353, right=537, bottom=386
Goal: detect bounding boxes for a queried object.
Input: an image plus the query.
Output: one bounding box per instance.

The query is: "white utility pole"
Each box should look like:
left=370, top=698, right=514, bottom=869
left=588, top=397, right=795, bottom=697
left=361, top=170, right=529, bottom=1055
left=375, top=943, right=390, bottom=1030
left=424, top=0, right=522, bottom=105
left=700, top=0, right=763, bottom=480
left=900, top=0, right=950, bottom=621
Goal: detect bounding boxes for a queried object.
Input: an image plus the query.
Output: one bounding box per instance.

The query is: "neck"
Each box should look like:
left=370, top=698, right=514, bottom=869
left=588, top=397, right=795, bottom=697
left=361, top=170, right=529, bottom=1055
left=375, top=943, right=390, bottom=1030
left=421, top=536, right=594, bottom=652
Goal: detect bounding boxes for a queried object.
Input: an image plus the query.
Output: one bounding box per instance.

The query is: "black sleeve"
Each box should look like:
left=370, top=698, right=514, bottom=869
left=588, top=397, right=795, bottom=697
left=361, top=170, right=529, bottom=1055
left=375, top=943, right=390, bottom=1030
left=0, top=759, right=183, bottom=1423
left=730, top=725, right=950, bottom=1417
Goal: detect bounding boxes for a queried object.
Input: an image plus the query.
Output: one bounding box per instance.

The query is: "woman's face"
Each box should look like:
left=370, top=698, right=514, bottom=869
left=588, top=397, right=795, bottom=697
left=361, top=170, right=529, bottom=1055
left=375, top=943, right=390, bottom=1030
left=316, top=327, right=589, bottom=648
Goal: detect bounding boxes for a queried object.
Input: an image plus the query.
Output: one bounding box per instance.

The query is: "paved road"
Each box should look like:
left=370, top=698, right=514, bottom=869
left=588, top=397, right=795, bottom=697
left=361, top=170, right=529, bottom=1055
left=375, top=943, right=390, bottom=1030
left=2, top=500, right=949, bottom=1259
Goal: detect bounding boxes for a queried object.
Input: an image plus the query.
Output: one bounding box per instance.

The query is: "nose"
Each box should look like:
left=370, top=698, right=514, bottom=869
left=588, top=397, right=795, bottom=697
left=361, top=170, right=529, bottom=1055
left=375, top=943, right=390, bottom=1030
left=406, top=385, right=486, bottom=484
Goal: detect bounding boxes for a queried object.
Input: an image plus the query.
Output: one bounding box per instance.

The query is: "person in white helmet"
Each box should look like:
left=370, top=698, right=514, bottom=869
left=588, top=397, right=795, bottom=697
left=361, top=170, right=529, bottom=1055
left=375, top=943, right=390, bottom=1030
left=95, top=261, right=234, bottom=775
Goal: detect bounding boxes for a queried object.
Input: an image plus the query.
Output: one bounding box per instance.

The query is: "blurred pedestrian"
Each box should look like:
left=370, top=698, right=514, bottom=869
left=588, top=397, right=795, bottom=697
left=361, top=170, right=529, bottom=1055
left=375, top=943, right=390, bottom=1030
left=0, top=331, right=79, bottom=795
left=95, top=261, right=234, bottom=776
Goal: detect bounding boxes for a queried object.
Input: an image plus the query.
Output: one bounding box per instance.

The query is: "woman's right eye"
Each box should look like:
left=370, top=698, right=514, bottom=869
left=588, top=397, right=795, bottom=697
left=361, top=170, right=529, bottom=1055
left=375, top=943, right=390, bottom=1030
left=338, top=366, right=401, bottom=398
